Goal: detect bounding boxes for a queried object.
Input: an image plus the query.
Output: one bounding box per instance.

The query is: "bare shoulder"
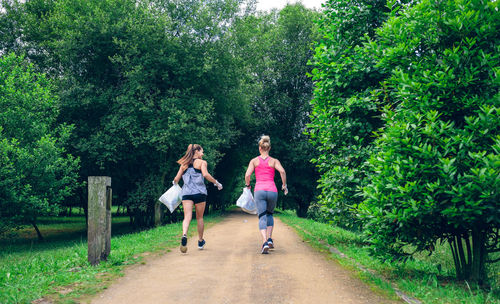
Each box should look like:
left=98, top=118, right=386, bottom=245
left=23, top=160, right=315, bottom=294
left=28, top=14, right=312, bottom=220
left=193, top=158, right=206, bottom=169
left=269, top=157, right=281, bottom=167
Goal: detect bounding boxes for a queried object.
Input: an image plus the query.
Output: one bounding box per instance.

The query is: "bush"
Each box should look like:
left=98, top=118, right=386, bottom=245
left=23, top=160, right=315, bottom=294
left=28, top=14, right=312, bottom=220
left=307, top=0, right=391, bottom=229
left=360, top=0, right=500, bottom=285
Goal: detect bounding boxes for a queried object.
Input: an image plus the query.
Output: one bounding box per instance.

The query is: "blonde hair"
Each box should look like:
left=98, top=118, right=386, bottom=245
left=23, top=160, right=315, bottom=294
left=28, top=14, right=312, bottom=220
left=177, top=144, right=202, bottom=166
left=259, top=135, right=271, bottom=151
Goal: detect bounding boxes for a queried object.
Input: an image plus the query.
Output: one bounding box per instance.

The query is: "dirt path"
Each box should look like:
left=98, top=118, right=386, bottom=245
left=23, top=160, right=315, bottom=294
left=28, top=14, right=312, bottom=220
left=91, top=211, right=400, bottom=304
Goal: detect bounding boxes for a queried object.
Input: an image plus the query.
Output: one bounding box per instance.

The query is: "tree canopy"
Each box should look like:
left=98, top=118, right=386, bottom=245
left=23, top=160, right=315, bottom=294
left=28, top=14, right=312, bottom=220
left=0, top=53, right=80, bottom=237
left=0, top=0, right=321, bottom=230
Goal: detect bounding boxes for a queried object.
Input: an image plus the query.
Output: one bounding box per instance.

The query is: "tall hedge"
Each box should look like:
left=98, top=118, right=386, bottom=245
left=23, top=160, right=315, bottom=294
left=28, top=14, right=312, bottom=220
left=307, top=0, right=390, bottom=228
left=359, top=0, right=499, bottom=284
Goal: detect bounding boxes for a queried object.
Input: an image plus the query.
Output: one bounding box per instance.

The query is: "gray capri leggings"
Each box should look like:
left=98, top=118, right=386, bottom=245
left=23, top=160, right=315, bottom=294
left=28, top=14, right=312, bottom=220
left=254, top=190, right=278, bottom=230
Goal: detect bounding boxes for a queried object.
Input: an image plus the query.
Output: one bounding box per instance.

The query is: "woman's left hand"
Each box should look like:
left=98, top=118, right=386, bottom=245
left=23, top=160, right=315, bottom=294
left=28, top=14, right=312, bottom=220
left=214, top=180, right=223, bottom=190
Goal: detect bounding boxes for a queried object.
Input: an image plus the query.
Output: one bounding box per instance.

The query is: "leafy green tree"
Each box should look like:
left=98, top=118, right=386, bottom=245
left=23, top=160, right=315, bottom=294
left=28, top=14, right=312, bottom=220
left=360, top=0, right=500, bottom=284
left=0, top=0, right=254, bottom=226
left=261, top=4, right=322, bottom=217
left=307, top=0, right=390, bottom=227
left=231, top=4, right=321, bottom=216
left=1, top=0, right=325, bottom=224
left=0, top=53, right=80, bottom=238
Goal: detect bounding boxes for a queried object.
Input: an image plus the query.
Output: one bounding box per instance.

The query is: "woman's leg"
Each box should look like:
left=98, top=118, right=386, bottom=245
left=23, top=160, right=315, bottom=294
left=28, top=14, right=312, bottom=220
left=254, top=191, right=269, bottom=245
left=266, top=192, right=278, bottom=240
left=182, top=200, right=194, bottom=236
left=180, top=200, right=194, bottom=253
left=266, top=226, right=273, bottom=239
left=194, top=201, right=206, bottom=241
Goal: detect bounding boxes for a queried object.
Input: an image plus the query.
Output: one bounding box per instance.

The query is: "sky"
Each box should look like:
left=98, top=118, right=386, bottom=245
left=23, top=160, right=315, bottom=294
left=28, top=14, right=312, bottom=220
left=255, top=0, right=326, bottom=11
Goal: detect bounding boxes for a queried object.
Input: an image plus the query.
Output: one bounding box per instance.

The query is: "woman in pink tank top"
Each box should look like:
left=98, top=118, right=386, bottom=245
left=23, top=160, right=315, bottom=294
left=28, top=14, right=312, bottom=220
left=245, top=135, right=287, bottom=254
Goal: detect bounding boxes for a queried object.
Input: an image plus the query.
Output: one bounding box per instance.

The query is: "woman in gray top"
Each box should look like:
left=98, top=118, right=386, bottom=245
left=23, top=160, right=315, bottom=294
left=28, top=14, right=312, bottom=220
left=173, top=144, right=222, bottom=253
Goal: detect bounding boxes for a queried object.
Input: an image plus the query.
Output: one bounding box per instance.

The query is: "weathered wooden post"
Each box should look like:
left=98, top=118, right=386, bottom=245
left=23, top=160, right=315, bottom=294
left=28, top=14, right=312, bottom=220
left=88, top=176, right=112, bottom=266
left=154, top=202, right=163, bottom=227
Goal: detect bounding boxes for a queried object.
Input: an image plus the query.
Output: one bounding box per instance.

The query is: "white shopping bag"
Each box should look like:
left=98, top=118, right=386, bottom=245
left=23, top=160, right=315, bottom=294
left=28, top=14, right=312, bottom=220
left=236, top=188, right=257, bottom=214
left=159, top=184, right=182, bottom=213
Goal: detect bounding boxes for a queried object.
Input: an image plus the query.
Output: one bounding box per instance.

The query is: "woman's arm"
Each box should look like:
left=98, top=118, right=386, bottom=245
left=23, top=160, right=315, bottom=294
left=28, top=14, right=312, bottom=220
left=274, top=159, right=288, bottom=195
left=244, top=159, right=255, bottom=188
left=200, top=160, right=218, bottom=184
left=173, top=164, right=186, bottom=184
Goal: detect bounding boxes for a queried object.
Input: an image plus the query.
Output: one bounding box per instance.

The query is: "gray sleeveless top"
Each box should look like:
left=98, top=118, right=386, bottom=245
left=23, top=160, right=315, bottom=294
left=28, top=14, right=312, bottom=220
left=181, top=161, right=207, bottom=196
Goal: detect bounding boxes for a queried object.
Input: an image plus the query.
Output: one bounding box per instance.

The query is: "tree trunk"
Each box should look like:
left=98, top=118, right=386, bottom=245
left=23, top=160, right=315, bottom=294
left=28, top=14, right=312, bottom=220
left=465, top=233, right=472, bottom=277
left=296, top=200, right=309, bottom=218
left=32, top=221, right=43, bottom=241
left=457, top=235, right=468, bottom=278
left=471, top=229, right=487, bottom=285
left=449, top=238, right=462, bottom=279
left=128, top=206, right=133, bottom=226
left=80, top=189, right=88, bottom=228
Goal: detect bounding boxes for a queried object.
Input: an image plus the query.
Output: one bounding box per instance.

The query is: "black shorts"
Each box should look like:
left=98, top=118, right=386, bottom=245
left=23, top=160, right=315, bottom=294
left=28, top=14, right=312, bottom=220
left=182, top=193, right=207, bottom=204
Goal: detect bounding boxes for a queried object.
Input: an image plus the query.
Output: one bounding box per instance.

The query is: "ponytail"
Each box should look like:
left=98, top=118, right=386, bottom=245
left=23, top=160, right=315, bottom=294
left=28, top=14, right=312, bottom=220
left=177, top=144, right=202, bottom=166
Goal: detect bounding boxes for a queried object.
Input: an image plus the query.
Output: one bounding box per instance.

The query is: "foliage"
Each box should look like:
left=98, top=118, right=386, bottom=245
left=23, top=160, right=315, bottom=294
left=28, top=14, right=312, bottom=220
left=308, top=0, right=499, bottom=285
left=359, top=0, right=500, bottom=284
left=0, top=53, right=80, bottom=236
left=307, top=0, right=391, bottom=228
left=0, top=0, right=255, bottom=225
left=0, top=0, right=323, bottom=225
left=231, top=4, right=321, bottom=216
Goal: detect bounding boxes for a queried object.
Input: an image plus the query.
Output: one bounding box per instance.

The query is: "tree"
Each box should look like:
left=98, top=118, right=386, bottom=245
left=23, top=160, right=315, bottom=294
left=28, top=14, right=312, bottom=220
left=360, top=0, right=500, bottom=284
left=0, top=53, right=80, bottom=238
left=307, top=0, right=391, bottom=228
left=0, top=0, right=254, bottom=226
left=230, top=4, right=321, bottom=216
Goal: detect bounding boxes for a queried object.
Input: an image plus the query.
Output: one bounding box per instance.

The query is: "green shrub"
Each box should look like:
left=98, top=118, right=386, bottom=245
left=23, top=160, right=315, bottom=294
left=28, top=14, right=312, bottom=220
left=307, top=0, right=391, bottom=229
left=360, top=0, right=500, bottom=285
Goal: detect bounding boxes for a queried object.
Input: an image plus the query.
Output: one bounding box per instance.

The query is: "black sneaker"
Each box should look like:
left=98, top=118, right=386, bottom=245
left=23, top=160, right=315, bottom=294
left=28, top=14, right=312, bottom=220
left=267, top=238, right=274, bottom=249
left=180, top=235, right=188, bottom=253
left=198, top=239, right=206, bottom=250
left=261, top=242, right=269, bottom=254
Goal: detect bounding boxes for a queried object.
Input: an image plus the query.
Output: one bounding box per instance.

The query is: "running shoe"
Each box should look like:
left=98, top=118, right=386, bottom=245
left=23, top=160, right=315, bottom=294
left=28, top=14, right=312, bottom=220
left=180, top=235, right=188, bottom=253
left=267, top=238, right=274, bottom=249
left=261, top=242, right=269, bottom=254
left=198, top=239, right=206, bottom=250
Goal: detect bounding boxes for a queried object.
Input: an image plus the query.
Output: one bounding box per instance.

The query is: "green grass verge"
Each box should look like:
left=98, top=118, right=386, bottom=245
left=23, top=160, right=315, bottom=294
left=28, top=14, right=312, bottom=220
left=0, top=212, right=225, bottom=304
left=278, top=210, right=500, bottom=304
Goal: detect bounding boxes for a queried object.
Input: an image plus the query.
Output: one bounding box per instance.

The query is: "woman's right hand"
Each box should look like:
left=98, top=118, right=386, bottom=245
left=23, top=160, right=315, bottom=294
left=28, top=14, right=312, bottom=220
left=282, top=184, right=288, bottom=195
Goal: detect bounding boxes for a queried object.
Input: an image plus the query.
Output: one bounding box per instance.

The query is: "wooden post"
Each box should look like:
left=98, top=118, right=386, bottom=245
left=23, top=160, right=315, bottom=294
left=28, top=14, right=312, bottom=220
left=88, top=176, right=112, bottom=266
left=154, top=201, right=164, bottom=226
left=105, top=185, right=112, bottom=258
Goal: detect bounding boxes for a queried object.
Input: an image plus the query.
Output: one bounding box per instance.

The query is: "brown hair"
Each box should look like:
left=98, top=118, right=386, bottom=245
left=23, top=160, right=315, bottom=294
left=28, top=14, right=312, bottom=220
left=259, top=135, right=271, bottom=151
left=177, top=144, right=202, bottom=166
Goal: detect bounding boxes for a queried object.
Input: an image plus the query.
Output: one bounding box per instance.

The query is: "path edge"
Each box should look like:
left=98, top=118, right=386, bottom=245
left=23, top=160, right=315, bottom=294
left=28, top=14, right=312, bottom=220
left=278, top=217, right=422, bottom=304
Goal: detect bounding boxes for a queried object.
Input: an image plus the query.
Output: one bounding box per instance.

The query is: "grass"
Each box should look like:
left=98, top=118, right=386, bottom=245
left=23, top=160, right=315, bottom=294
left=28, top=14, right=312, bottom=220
left=3, top=208, right=497, bottom=303
left=277, top=210, right=500, bottom=304
left=0, top=211, right=225, bottom=304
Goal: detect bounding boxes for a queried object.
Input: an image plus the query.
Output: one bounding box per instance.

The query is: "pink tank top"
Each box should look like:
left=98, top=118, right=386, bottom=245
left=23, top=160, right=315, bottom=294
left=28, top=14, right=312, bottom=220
left=254, top=156, right=278, bottom=192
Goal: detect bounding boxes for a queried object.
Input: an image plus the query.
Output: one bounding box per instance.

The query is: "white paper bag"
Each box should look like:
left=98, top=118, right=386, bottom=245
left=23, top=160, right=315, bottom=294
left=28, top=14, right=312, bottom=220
left=159, top=184, right=182, bottom=213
